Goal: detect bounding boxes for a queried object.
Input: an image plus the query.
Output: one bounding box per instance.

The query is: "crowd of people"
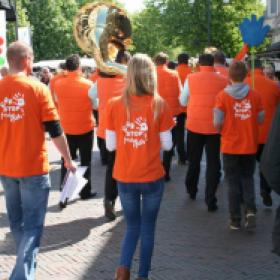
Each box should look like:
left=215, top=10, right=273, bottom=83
left=0, top=40, right=280, bottom=280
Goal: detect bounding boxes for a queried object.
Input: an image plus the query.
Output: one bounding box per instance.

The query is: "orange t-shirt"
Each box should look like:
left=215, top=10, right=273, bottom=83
left=0, top=75, right=59, bottom=177
left=106, top=95, right=174, bottom=183
left=176, top=64, right=192, bottom=86
left=49, top=71, right=67, bottom=105
left=245, top=70, right=280, bottom=144
left=54, top=71, right=94, bottom=135
left=215, top=89, right=263, bottom=154
left=157, top=65, right=181, bottom=116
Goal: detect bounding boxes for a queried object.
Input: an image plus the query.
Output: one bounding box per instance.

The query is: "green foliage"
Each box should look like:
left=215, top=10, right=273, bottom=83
left=132, top=0, right=267, bottom=59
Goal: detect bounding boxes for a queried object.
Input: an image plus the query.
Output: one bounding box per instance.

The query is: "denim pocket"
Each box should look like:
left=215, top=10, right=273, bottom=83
left=22, top=174, right=51, bottom=190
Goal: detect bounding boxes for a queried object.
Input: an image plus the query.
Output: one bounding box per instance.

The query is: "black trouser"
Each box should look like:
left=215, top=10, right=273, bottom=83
left=105, top=150, right=118, bottom=202
left=185, top=130, right=221, bottom=206
left=256, top=144, right=271, bottom=196
left=163, top=113, right=186, bottom=176
left=61, top=130, right=93, bottom=198
left=223, top=154, right=256, bottom=220
left=97, top=137, right=108, bottom=164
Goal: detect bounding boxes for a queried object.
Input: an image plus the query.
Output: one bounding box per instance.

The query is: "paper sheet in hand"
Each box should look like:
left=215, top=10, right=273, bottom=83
left=60, top=167, right=88, bottom=203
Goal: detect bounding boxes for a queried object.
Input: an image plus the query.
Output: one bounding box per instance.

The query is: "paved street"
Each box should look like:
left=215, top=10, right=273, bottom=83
left=0, top=139, right=280, bottom=280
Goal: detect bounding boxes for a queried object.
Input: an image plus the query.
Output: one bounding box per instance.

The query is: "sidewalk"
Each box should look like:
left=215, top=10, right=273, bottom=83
left=0, top=141, right=279, bottom=279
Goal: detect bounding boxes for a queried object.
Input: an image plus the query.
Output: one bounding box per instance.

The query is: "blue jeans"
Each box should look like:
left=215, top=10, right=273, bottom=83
left=1, top=174, right=50, bottom=280
left=117, top=178, right=164, bottom=278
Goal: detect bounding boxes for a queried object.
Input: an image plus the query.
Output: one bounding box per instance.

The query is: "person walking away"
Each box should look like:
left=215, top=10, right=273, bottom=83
left=106, top=54, right=174, bottom=280
left=89, top=50, right=131, bottom=220
left=180, top=53, right=228, bottom=211
left=214, top=61, right=264, bottom=230
left=0, top=41, right=75, bottom=280
left=54, top=54, right=96, bottom=199
left=214, top=50, right=229, bottom=78
left=245, top=59, right=280, bottom=206
left=155, top=52, right=185, bottom=181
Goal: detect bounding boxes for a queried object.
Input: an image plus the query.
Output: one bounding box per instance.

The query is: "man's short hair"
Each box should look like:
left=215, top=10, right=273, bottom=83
left=213, top=51, right=226, bottom=65
left=177, top=53, right=189, bottom=65
left=154, top=52, right=168, bottom=66
left=229, top=61, right=247, bottom=82
left=7, top=41, right=33, bottom=70
left=198, top=53, right=214, bottom=66
left=65, top=54, right=80, bottom=71
left=246, top=57, right=262, bottom=69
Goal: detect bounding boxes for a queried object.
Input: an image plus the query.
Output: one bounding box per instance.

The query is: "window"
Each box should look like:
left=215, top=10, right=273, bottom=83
left=270, top=0, right=278, bottom=15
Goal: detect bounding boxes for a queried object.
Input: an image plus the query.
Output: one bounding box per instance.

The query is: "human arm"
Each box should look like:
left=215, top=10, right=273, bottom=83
left=88, top=82, right=99, bottom=110
left=213, top=92, right=225, bottom=132
left=179, top=79, right=190, bottom=106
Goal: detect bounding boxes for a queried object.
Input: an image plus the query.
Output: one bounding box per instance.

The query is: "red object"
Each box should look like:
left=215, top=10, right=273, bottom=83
left=0, top=36, right=4, bottom=45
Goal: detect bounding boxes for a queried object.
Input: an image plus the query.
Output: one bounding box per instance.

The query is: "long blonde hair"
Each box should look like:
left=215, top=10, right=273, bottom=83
left=124, top=53, right=163, bottom=120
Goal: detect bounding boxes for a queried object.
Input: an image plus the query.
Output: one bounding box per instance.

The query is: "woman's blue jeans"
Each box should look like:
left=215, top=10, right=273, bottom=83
left=1, top=174, right=50, bottom=280
left=117, top=178, right=164, bottom=278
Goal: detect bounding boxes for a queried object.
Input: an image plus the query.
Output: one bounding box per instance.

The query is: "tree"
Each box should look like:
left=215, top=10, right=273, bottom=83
left=132, top=0, right=266, bottom=58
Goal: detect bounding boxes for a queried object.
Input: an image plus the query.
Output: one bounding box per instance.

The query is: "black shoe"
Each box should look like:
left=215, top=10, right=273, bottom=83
left=104, top=200, right=116, bottom=221
left=262, top=193, right=272, bottom=207
left=229, top=219, right=241, bottom=230
left=178, top=159, right=186, bottom=165
left=189, top=193, right=196, bottom=200
left=80, top=192, right=97, bottom=200
left=164, top=174, right=171, bottom=182
left=208, top=203, right=218, bottom=212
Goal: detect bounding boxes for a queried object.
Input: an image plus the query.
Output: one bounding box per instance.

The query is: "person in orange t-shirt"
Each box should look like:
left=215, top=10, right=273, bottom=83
left=49, top=62, right=67, bottom=106
left=155, top=52, right=186, bottom=181
left=54, top=54, right=96, bottom=200
left=106, top=54, right=174, bottom=280
left=0, top=41, right=75, bottom=279
left=214, top=50, right=229, bottom=78
left=245, top=59, right=280, bottom=207
left=214, top=61, right=264, bottom=230
left=89, top=50, right=130, bottom=221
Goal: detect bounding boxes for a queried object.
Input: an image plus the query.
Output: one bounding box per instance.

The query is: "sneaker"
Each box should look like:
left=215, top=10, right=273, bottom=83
left=262, top=193, right=272, bottom=207
left=208, top=203, right=218, bottom=212
left=229, top=219, right=241, bottom=230
left=164, top=174, right=171, bottom=182
left=245, top=212, right=256, bottom=230
left=189, top=193, right=197, bottom=200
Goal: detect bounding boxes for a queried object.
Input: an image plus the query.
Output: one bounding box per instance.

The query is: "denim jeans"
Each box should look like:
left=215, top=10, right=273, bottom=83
left=223, top=154, right=256, bottom=221
left=1, top=174, right=50, bottom=280
left=117, top=178, right=165, bottom=278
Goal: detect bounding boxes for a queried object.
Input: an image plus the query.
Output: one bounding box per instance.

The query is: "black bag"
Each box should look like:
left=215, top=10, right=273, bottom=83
left=260, top=104, right=280, bottom=195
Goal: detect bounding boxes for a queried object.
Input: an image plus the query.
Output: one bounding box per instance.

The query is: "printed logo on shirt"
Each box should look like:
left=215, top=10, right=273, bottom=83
left=233, top=99, right=252, bottom=120
left=122, top=117, right=148, bottom=148
left=0, top=93, right=25, bottom=122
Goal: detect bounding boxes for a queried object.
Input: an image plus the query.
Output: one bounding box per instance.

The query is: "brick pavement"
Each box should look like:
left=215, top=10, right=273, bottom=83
left=0, top=140, right=280, bottom=280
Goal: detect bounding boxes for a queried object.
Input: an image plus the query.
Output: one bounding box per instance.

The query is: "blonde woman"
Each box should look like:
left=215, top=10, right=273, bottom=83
left=106, top=54, right=174, bottom=280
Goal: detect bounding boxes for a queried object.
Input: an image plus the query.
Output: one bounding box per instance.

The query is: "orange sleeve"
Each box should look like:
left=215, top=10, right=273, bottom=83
left=38, top=84, right=59, bottom=122
left=159, top=102, right=175, bottom=132
left=215, top=91, right=226, bottom=111
left=255, top=91, right=264, bottom=113
left=234, top=44, right=249, bottom=62
left=106, top=99, right=115, bottom=131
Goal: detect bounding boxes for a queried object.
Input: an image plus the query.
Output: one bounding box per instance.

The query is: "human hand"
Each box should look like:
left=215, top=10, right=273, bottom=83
left=64, top=160, right=77, bottom=173
left=239, top=15, right=271, bottom=47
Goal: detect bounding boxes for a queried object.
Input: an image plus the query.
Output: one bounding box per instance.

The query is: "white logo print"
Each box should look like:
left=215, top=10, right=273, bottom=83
left=233, top=99, right=252, bottom=120
left=122, top=117, right=148, bottom=148
left=0, top=93, right=25, bottom=122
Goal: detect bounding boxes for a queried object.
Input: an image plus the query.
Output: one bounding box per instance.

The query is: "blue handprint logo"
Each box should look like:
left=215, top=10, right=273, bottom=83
left=239, top=15, right=271, bottom=47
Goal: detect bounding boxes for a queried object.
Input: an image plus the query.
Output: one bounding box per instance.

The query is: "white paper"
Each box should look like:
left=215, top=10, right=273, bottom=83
left=59, top=167, right=88, bottom=203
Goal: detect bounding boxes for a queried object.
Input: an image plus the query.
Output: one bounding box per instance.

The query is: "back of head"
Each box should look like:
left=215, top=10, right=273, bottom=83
left=199, top=53, right=214, bottom=67
left=154, top=52, right=168, bottom=66
left=229, top=61, right=247, bottom=83
left=65, top=54, right=80, bottom=71
left=177, top=53, right=189, bottom=65
left=246, top=57, right=262, bottom=70
left=7, top=41, right=33, bottom=72
left=115, top=50, right=132, bottom=65
left=167, top=61, right=177, bottom=70
left=126, top=53, right=156, bottom=96
left=213, top=51, right=226, bottom=65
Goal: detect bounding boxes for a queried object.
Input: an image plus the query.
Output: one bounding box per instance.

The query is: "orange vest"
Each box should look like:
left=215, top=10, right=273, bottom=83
left=97, top=75, right=125, bottom=138
left=245, top=69, right=280, bottom=143
left=176, top=64, right=192, bottom=86
left=187, top=66, right=228, bottom=134
left=54, top=71, right=94, bottom=135
left=49, top=71, right=67, bottom=106
left=157, top=65, right=181, bottom=116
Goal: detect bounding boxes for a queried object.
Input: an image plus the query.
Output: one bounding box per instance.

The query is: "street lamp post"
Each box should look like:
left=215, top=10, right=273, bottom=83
left=13, top=0, right=18, bottom=40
